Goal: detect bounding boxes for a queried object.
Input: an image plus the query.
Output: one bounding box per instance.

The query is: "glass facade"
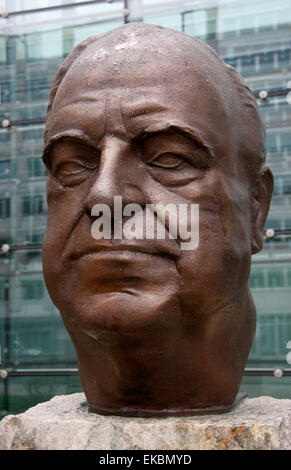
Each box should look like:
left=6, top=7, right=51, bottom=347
left=0, top=0, right=290, bottom=417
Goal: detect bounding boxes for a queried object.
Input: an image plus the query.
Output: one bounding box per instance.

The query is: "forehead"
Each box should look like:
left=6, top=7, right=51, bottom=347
left=46, top=34, right=238, bottom=156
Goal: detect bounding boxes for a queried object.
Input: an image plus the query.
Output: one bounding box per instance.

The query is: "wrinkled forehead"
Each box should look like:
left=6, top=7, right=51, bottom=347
left=48, top=29, right=239, bottom=156
left=55, top=29, right=235, bottom=105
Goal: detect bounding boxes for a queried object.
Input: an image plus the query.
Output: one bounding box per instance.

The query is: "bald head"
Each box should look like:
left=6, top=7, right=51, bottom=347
left=44, top=23, right=265, bottom=180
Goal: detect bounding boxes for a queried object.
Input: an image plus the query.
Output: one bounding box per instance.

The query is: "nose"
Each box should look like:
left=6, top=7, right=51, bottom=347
left=85, top=136, right=146, bottom=215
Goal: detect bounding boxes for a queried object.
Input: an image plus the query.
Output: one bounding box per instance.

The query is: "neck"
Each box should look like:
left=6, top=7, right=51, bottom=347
left=67, top=291, right=255, bottom=416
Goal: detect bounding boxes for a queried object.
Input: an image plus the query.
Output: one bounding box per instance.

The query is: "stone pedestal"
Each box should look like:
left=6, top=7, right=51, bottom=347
left=0, top=393, right=290, bottom=450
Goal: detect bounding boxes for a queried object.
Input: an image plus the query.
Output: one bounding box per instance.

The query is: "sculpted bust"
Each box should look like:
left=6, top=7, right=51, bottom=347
left=42, top=23, right=273, bottom=416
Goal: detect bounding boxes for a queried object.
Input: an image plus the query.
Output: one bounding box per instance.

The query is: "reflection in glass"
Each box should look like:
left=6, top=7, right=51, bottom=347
left=2, top=376, right=82, bottom=417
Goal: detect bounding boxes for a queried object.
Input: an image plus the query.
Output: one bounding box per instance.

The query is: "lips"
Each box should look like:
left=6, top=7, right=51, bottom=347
left=69, top=240, right=181, bottom=261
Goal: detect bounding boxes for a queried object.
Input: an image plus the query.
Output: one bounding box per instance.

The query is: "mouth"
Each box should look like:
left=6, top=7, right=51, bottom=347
left=69, top=241, right=180, bottom=261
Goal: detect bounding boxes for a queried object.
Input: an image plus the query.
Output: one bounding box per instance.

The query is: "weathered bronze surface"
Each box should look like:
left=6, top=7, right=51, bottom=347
left=42, top=23, right=273, bottom=416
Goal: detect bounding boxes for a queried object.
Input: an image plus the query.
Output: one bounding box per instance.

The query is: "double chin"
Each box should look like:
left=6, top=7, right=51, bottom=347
left=63, top=286, right=255, bottom=417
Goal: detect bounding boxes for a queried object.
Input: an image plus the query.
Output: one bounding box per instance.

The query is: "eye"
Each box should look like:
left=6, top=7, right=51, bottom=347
left=54, top=160, right=96, bottom=187
left=149, top=153, right=185, bottom=169
left=139, top=133, right=210, bottom=187
left=145, top=152, right=207, bottom=187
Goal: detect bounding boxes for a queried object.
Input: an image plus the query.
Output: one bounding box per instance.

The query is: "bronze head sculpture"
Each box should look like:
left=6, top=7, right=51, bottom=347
left=42, top=23, right=273, bottom=416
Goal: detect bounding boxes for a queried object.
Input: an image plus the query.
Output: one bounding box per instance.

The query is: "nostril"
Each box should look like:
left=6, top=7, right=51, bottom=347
left=123, top=184, right=147, bottom=208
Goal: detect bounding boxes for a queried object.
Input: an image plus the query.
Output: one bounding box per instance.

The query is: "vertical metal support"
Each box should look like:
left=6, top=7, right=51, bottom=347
left=3, top=279, right=10, bottom=413
left=206, top=6, right=218, bottom=46
left=124, top=0, right=143, bottom=24
left=181, top=11, right=185, bottom=33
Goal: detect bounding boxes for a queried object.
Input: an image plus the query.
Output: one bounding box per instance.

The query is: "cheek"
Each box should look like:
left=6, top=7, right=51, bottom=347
left=42, top=180, right=89, bottom=299
left=45, top=178, right=88, bottom=250
left=176, top=204, right=252, bottom=311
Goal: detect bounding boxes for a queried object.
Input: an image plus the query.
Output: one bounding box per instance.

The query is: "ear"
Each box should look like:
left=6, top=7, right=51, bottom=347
left=251, top=166, right=274, bottom=254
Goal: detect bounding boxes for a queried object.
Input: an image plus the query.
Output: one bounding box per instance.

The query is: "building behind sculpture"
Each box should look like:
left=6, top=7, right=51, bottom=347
left=0, top=0, right=290, bottom=417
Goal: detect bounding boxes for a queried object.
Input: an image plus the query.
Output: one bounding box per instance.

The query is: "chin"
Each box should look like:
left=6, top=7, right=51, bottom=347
left=62, top=290, right=182, bottom=337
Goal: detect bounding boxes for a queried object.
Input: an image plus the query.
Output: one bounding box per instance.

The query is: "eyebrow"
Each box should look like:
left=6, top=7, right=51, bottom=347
left=42, top=130, right=98, bottom=167
left=137, top=121, right=215, bottom=161
left=121, top=103, right=215, bottom=159
left=42, top=121, right=215, bottom=167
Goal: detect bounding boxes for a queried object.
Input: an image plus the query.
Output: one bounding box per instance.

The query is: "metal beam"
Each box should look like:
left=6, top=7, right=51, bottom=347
left=124, top=0, right=143, bottom=23
left=0, top=0, right=108, bottom=18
